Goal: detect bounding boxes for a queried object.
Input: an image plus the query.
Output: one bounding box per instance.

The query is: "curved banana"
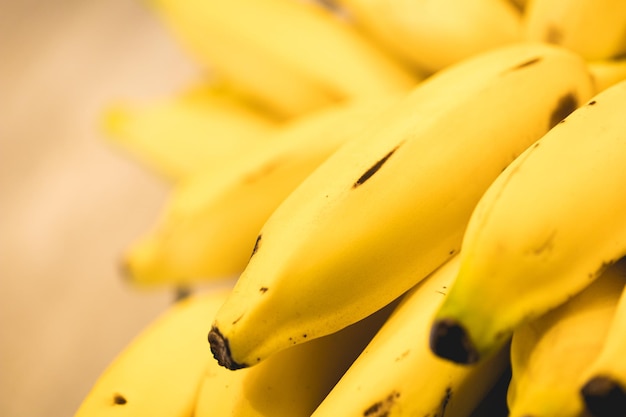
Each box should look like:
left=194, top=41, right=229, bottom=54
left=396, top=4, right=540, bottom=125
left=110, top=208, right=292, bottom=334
left=123, top=96, right=401, bottom=286
left=334, top=0, right=523, bottom=74
left=507, top=258, right=626, bottom=417
left=102, top=82, right=279, bottom=182
left=207, top=42, right=595, bottom=370
left=147, top=0, right=418, bottom=118
left=523, top=0, right=626, bottom=60
left=430, top=80, right=626, bottom=366
left=310, top=256, right=510, bottom=417
left=73, top=287, right=231, bottom=417
left=194, top=298, right=394, bottom=417
left=588, top=58, right=626, bottom=93
left=579, top=260, right=626, bottom=417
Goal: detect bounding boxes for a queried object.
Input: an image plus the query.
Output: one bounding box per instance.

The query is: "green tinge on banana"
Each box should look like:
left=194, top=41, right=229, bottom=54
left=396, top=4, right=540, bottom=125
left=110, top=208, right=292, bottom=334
left=523, top=0, right=626, bottom=60
left=207, top=42, right=595, bottom=370
left=123, top=96, right=401, bottom=287
left=506, top=258, right=626, bottom=417
left=310, top=255, right=510, bottom=417
left=148, top=0, right=418, bottom=119
left=430, top=80, right=626, bottom=366
left=73, top=288, right=231, bottom=417
left=101, top=82, right=278, bottom=182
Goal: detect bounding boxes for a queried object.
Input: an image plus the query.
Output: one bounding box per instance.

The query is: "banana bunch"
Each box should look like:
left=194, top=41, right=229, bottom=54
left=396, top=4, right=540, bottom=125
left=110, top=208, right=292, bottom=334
left=208, top=41, right=594, bottom=370
left=78, top=0, right=626, bottom=416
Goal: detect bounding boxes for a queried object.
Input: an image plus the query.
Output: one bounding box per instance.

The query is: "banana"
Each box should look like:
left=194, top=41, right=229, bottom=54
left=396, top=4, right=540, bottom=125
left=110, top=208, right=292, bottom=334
left=334, top=0, right=523, bottom=74
left=73, top=287, right=232, bottom=417
left=506, top=258, right=626, bottom=417
left=523, top=0, right=626, bottom=60
left=194, top=297, right=395, bottom=417
left=430, top=80, right=626, bottom=366
left=147, top=0, right=418, bottom=119
left=579, top=260, right=626, bottom=417
left=588, top=57, right=626, bottom=93
left=310, top=255, right=510, bottom=417
left=123, top=96, right=401, bottom=286
left=207, top=42, right=595, bottom=370
left=102, top=82, right=279, bottom=182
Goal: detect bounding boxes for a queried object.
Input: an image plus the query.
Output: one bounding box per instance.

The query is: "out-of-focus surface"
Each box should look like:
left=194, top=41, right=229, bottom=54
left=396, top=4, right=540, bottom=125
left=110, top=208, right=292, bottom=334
left=1, top=1, right=202, bottom=415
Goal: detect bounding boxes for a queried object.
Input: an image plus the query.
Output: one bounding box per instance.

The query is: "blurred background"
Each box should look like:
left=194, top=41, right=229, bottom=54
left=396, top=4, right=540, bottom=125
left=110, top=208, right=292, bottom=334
left=1, top=1, right=203, bottom=415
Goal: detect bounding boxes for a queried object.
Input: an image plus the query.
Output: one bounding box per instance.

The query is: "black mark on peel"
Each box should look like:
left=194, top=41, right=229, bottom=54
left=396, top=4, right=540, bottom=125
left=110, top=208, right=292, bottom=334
left=363, top=391, right=400, bottom=416
left=510, top=56, right=542, bottom=71
left=232, top=314, right=244, bottom=325
left=250, top=234, right=262, bottom=258
left=208, top=326, right=247, bottom=370
left=588, top=100, right=597, bottom=106
left=438, top=387, right=452, bottom=417
left=112, top=393, right=127, bottom=405
left=259, top=287, right=268, bottom=294
left=353, top=145, right=401, bottom=188
left=549, top=93, right=579, bottom=129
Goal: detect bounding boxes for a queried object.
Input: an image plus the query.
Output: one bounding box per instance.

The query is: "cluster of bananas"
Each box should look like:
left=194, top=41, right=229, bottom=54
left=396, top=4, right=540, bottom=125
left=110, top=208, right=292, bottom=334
left=75, top=0, right=626, bottom=416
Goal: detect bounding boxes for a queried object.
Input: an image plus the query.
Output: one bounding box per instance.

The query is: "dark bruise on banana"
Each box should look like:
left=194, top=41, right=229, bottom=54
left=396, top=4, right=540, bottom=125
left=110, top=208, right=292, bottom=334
left=549, top=92, right=579, bottom=128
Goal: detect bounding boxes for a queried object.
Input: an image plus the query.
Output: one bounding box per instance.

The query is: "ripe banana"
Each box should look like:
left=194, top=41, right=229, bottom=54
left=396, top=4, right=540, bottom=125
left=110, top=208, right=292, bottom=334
left=579, top=260, right=626, bottom=417
left=147, top=0, right=418, bottom=118
left=430, top=80, right=626, bottom=366
left=102, top=82, right=279, bottom=182
left=310, top=255, right=510, bottom=417
left=588, top=57, right=626, bottom=93
left=194, top=299, right=395, bottom=417
left=523, top=0, right=626, bottom=60
left=334, top=0, right=523, bottom=74
left=207, top=42, right=595, bottom=370
left=73, top=287, right=231, bottom=417
left=506, top=258, right=626, bottom=417
left=123, top=96, right=401, bottom=286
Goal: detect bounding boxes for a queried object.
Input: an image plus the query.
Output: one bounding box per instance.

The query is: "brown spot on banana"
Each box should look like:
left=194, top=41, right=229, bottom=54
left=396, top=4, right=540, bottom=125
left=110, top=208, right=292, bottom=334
left=353, top=145, right=401, bottom=188
left=549, top=93, right=579, bottom=128
left=546, top=25, right=563, bottom=44
left=363, top=391, right=400, bottom=417
left=112, top=393, right=127, bottom=405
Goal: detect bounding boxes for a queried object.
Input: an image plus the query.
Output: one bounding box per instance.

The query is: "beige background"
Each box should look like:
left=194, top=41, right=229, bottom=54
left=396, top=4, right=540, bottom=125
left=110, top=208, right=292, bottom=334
left=1, top=1, right=206, bottom=415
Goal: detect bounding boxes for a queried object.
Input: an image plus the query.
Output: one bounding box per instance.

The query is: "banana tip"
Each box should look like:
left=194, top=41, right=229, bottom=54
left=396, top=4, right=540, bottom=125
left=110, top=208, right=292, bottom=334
left=208, top=326, right=247, bottom=370
left=429, top=318, right=480, bottom=365
left=581, top=375, right=626, bottom=417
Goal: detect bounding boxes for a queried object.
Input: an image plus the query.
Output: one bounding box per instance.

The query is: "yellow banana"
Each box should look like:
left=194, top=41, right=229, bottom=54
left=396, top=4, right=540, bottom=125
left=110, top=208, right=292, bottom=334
left=588, top=57, right=626, bottom=93
left=194, top=298, right=395, bottom=417
left=579, top=259, right=626, bottom=417
left=73, top=287, right=231, bottom=417
left=523, top=0, right=626, bottom=60
left=310, top=256, right=510, bottom=417
left=147, top=0, right=418, bottom=118
left=102, top=82, right=279, bottom=182
left=335, top=0, right=523, bottom=75
left=123, top=96, right=401, bottom=286
left=431, top=80, right=626, bottom=366
left=207, top=42, right=595, bottom=370
left=507, top=258, right=626, bottom=417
